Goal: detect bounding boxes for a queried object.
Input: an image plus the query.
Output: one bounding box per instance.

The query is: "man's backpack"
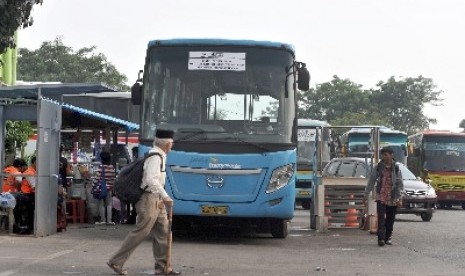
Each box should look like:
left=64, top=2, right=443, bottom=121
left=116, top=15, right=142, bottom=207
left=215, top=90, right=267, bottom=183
left=113, top=152, right=163, bottom=205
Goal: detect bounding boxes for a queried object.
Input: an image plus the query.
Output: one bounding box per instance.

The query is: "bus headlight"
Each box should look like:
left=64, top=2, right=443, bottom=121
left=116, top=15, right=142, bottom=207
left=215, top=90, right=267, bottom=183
left=266, top=164, right=295, bottom=193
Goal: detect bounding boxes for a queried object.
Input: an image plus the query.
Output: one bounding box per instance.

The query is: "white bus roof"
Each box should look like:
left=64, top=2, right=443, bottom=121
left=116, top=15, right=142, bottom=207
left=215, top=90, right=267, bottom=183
left=298, top=119, right=330, bottom=127
left=346, top=126, right=407, bottom=135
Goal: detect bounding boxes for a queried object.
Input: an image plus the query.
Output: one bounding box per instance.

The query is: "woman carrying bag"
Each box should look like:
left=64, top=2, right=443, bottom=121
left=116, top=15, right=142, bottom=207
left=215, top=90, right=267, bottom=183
left=92, top=151, right=116, bottom=225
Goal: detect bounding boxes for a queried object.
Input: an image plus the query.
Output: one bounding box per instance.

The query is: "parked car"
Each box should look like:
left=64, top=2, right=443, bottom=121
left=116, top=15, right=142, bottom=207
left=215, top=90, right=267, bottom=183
left=322, top=157, right=437, bottom=221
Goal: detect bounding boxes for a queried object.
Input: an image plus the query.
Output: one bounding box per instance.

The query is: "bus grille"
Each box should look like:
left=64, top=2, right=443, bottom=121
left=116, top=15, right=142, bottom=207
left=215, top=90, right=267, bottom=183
left=296, top=180, right=312, bottom=189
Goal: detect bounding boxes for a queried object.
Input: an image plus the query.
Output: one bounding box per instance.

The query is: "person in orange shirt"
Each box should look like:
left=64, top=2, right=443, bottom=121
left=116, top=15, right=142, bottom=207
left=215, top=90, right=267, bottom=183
left=18, top=156, right=37, bottom=234
left=21, top=156, right=37, bottom=194
left=2, top=158, right=26, bottom=193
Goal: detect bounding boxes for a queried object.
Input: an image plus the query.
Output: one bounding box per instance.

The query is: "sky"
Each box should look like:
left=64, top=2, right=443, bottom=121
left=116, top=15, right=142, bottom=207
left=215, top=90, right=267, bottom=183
left=18, top=0, right=465, bottom=130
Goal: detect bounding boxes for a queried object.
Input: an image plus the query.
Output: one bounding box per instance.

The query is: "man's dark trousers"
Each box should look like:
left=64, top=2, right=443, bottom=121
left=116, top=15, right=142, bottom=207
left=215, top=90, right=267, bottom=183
left=377, top=201, right=397, bottom=241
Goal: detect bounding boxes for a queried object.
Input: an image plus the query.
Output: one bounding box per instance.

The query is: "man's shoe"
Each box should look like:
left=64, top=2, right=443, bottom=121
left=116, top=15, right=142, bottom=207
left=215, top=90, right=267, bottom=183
left=154, top=269, right=181, bottom=275
left=106, top=262, right=127, bottom=275
left=385, top=239, right=392, bottom=245
left=378, top=240, right=385, bottom=246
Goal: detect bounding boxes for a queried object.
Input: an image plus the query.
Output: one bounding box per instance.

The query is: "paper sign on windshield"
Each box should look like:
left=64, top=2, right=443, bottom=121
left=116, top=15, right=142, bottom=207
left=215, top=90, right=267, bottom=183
left=298, top=129, right=316, bottom=142
left=188, top=52, right=246, bottom=71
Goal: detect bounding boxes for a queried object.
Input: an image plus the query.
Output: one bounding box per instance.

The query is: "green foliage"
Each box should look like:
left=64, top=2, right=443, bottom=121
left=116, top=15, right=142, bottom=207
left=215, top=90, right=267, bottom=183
left=298, top=75, right=442, bottom=134
left=5, top=120, right=34, bottom=153
left=0, top=0, right=42, bottom=54
left=371, top=76, right=442, bottom=134
left=460, top=119, right=465, bottom=129
left=261, top=100, right=279, bottom=119
left=298, top=75, right=387, bottom=126
left=18, top=37, right=129, bottom=91
left=330, top=112, right=386, bottom=127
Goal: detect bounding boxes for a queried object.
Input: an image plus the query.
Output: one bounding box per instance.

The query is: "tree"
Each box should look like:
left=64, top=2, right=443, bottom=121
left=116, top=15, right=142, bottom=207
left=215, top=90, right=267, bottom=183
left=0, top=0, right=42, bottom=53
left=261, top=100, right=279, bottom=119
left=298, top=75, right=387, bottom=126
left=460, top=119, right=465, bottom=129
left=5, top=120, right=34, bottom=157
left=371, top=76, right=443, bottom=135
left=18, top=37, right=129, bottom=91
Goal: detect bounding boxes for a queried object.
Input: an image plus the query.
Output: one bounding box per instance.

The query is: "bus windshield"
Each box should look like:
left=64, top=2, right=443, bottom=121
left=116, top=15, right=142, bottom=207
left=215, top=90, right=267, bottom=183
left=297, top=140, right=316, bottom=165
left=423, top=141, right=465, bottom=171
left=297, top=127, right=331, bottom=169
left=141, top=46, right=296, bottom=145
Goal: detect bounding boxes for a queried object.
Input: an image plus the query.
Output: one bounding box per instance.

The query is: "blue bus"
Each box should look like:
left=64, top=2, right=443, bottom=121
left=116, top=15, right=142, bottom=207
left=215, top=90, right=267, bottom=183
left=296, top=119, right=331, bottom=209
left=343, top=126, right=408, bottom=164
left=131, top=39, right=309, bottom=238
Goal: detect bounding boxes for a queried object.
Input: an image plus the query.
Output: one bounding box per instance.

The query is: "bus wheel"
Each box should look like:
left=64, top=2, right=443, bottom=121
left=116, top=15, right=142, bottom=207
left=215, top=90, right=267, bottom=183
left=420, top=213, right=433, bottom=222
left=462, top=203, right=465, bottom=210
left=446, top=203, right=453, bottom=209
left=302, top=201, right=311, bottom=210
left=271, top=219, right=288, bottom=239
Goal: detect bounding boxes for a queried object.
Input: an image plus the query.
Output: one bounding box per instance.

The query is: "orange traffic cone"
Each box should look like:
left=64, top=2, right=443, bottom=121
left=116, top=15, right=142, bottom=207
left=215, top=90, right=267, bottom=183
left=324, top=201, right=332, bottom=226
left=369, top=213, right=378, bottom=234
left=345, top=207, right=359, bottom=227
left=345, top=195, right=359, bottom=227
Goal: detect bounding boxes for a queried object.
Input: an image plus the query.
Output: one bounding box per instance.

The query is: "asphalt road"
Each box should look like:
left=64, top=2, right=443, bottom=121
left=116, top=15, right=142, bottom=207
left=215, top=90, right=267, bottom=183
left=394, top=207, right=465, bottom=272
left=0, top=208, right=464, bottom=275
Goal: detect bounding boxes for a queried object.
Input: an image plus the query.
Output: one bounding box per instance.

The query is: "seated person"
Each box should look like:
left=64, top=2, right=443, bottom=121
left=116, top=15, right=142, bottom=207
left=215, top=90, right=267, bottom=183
left=18, top=156, right=37, bottom=234
left=2, top=158, right=26, bottom=193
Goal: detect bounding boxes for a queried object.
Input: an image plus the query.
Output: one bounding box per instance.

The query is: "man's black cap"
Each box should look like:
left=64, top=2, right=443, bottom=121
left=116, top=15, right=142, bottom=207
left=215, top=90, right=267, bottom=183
left=156, top=129, right=175, bottom=139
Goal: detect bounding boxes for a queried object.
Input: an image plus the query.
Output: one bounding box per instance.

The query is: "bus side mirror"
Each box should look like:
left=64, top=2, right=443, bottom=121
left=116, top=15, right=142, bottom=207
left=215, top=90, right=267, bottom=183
left=131, top=70, right=144, bottom=105
left=131, top=82, right=142, bottom=105
left=401, top=144, right=407, bottom=156
left=297, top=62, right=310, bottom=91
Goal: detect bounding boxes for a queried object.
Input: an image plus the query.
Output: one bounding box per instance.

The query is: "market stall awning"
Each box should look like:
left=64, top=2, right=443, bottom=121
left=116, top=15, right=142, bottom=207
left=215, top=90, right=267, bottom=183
left=43, top=98, right=140, bottom=131
left=0, top=83, right=117, bottom=99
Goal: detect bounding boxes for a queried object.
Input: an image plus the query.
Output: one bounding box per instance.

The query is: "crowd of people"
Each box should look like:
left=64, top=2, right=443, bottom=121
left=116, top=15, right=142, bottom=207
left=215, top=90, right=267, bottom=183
left=1, top=130, right=180, bottom=275
left=0, top=145, right=133, bottom=234
left=1, top=156, right=36, bottom=234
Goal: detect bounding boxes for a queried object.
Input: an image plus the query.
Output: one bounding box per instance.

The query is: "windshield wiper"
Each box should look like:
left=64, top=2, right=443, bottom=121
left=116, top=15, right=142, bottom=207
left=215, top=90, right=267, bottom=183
left=221, top=136, right=272, bottom=152
left=175, top=129, right=225, bottom=142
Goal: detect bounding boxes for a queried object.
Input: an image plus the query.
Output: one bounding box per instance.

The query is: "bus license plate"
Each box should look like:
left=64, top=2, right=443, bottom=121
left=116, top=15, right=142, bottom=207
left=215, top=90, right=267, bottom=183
left=201, top=206, right=229, bottom=215
left=298, top=190, right=311, bottom=196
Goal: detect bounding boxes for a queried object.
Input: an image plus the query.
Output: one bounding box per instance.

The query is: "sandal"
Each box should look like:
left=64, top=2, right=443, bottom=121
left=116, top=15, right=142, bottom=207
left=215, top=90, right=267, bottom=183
left=107, top=262, right=128, bottom=275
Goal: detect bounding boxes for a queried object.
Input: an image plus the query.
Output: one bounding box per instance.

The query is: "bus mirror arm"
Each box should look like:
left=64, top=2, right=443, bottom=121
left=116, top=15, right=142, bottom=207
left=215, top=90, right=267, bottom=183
left=137, top=69, right=143, bottom=82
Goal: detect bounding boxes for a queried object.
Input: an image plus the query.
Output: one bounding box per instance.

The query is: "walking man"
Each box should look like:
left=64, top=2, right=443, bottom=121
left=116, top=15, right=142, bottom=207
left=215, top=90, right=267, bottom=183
left=107, top=129, right=180, bottom=275
left=364, top=146, right=404, bottom=246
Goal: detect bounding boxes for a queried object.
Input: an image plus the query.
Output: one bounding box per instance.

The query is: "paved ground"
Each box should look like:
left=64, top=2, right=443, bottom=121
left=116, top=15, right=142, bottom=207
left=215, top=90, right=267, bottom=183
left=0, top=208, right=464, bottom=275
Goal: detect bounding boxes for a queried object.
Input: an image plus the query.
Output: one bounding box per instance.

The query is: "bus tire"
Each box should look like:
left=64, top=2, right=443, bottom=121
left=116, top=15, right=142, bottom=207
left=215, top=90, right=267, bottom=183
left=462, top=203, right=465, bottom=210
left=271, top=219, right=288, bottom=239
left=421, top=213, right=433, bottom=222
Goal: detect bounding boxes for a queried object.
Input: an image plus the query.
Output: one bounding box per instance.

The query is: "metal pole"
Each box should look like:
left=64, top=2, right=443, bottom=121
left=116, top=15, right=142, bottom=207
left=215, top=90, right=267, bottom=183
left=0, top=106, right=5, bottom=172
left=166, top=205, right=173, bottom=275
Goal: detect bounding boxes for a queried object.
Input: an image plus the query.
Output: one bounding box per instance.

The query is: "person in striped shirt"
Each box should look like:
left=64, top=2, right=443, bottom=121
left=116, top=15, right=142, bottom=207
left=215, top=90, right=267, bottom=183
left=92, top=151, right=116, bottom=225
